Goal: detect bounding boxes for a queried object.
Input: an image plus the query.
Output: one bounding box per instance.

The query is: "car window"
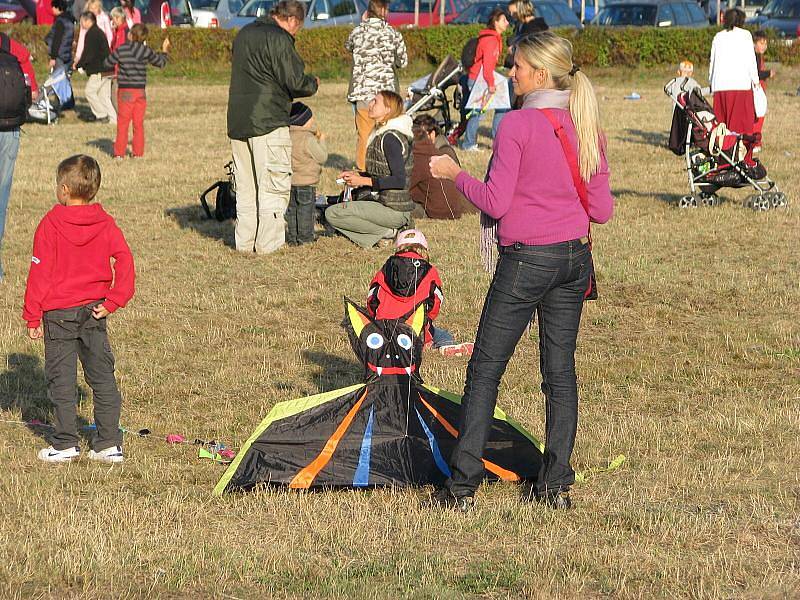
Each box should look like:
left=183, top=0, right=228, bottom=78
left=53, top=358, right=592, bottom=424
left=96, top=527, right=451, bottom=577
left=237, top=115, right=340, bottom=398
left=329, top=0, right=356, bottom=16
left=761, top=0, right=800, bottom=16
left=657, top=3, right=675, bottom=23
left=552, top=2, right=581, bottom=23
left=594, top=4, right=657, bottom=25
left=670, top=3, right=690, bottom=24
left=192, top=0, right=218, bottom=9
left=310, top=0, right=329, bottom=17
left=451, top=2, right=505, bottom=23
left=390, top=0, right=435, bottom=12
left=239, top=0, right=274, bottom=16
left=536, top=2, right=558, bottom=23
left=685, top=1, right=705, bottom=21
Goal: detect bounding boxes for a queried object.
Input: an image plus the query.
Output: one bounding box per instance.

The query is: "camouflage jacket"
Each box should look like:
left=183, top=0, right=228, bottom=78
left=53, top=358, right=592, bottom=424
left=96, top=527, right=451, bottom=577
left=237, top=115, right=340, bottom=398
left=345, top=18, right=408, bottom=104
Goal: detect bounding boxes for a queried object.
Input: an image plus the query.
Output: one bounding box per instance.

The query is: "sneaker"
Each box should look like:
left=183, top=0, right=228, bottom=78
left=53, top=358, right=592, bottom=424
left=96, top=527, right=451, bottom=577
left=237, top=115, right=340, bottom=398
left=459, top=144, right=482, bottom=152
left=88, top=445, right=124, bottom=464
left=520, top=483, right=573, bottom=510
left=422, top=487, right=475, bottom=512
left=439, top=342, right=474, bottom=357
left=38, top=446, right=80, bottom=463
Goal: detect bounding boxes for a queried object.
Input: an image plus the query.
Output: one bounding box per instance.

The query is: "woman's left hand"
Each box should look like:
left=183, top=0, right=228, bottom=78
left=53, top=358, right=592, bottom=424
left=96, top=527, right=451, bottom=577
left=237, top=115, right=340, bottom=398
left=429, top=155, right=461, bottom=181
left=340, top=171, right=371, bottom=187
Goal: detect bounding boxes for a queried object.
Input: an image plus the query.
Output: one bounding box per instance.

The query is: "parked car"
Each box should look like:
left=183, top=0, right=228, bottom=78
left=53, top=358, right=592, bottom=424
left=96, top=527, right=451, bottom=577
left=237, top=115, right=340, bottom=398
left=224, top=0, right=367, bottom=29
left=387, top=0, right=470, bottom=27
left=748, top=0, right=800, bottom=37
left=566, top=0, right=605, bottom=22
left=191, top=0, right=244, bottom=27
left=101, top=0, right=194, bottom=27
left=451, top=0, right=582, bottom=28
left=0, top=0, right=31, bottom=23
left=592, top=0, right=707, bottom=26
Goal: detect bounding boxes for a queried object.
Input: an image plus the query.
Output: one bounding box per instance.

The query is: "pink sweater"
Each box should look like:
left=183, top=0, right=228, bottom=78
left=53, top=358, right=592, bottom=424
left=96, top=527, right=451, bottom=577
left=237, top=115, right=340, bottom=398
left=455, top=107, right=614, bottom=246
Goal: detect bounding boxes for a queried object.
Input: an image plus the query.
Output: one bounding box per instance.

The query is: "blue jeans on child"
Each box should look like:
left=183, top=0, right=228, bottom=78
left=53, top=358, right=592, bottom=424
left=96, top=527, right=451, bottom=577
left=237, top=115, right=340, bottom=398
left=459, top=77, right=508, bottom=150
left=430, top=325, right=455, bottom=349
left=0, top=128, right=21, bottom=280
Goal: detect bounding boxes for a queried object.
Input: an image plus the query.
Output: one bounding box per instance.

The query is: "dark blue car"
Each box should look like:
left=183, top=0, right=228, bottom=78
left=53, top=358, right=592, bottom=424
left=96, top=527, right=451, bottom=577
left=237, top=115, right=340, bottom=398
left=749, top=0, right=800, bottom=38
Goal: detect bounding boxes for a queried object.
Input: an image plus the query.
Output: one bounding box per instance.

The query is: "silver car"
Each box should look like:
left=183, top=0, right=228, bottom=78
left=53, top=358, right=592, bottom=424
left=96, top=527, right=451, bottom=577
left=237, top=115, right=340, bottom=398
left=191, top=0, right=245, bottom=27
left=223, top=0, right=368, bottom=29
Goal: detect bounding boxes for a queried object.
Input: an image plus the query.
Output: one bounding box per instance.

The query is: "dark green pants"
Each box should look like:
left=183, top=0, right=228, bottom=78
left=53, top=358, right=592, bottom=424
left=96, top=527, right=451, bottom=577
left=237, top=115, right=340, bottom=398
left=43, top=302, right=123, bottom=451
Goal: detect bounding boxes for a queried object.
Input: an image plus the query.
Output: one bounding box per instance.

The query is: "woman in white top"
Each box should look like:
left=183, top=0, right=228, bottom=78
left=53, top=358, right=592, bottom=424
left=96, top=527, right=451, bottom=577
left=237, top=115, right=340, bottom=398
left=709, top=7, right=760, bottom=166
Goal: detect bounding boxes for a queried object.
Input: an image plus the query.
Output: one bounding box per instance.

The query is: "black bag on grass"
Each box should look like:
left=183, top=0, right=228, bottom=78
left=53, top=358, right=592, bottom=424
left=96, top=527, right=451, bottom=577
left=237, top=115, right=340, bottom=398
left=200, top=161, right=237, bottom=221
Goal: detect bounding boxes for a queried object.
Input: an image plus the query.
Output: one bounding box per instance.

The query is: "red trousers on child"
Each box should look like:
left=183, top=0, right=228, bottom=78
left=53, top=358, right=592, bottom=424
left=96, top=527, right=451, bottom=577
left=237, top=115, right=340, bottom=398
left=115, top=88, right=147, bottom=158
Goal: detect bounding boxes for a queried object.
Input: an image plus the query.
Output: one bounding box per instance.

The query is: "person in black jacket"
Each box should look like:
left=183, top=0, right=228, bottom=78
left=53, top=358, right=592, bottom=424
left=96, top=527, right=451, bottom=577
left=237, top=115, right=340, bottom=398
left=76, top=12, right=115, bottom=124
left=504, top=0, right=548, bottom=69
left=44, top=0, right=75, bottom=71
left=227, top=0, right=318, bottom=255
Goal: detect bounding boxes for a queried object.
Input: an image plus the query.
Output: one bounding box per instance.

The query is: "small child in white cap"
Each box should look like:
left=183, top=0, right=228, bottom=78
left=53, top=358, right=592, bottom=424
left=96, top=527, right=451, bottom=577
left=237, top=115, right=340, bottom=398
left=365, top=228, right=473, bottom=357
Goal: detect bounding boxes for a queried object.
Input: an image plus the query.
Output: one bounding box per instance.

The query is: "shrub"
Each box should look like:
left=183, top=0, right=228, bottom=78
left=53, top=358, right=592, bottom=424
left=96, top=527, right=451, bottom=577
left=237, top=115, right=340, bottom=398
left=4, top=22, right=797, bottom=77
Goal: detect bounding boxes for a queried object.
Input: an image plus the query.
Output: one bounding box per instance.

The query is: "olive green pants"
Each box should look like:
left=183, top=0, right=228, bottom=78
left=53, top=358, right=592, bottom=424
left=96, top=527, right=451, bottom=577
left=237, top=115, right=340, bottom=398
left=325, top=200, right=410, bottom=249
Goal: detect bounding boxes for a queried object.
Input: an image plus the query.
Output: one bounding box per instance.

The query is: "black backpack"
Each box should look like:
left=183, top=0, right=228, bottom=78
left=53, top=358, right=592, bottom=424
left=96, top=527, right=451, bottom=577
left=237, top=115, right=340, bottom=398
left=0, top=33, right=30, bottom=130
left=200, top=161, right=237, bottom=221
left=460, top=32, right=493, bottom=70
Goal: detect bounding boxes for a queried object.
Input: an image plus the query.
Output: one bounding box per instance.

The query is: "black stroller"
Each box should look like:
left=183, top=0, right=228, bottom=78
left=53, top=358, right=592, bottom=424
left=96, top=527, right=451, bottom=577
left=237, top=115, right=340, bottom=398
left=405, top=55, right=462, bottom=135
left=664, top=77, right=786, bottom=211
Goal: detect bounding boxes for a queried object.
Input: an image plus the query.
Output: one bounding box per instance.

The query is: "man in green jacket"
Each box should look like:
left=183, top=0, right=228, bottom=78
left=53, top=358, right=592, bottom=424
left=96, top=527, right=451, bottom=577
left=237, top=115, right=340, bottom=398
left=228, top=0, right=318, bottom=254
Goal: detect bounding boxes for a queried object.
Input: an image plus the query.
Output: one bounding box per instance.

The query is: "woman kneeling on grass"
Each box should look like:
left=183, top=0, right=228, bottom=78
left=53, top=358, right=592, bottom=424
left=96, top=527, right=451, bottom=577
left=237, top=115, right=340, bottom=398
left=326, top=90, right=414, bottom=249
left=428, top=31, right=614, bottom=511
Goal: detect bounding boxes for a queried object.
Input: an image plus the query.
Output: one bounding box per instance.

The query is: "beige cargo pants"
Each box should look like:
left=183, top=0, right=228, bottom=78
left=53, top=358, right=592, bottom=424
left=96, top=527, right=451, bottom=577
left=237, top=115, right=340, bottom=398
left=230, top=127, right=292, bottom=254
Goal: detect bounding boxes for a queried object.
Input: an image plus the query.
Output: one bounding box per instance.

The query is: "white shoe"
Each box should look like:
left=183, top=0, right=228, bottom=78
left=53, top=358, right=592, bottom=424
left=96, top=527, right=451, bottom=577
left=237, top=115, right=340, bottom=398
left=88, top=446, right=124, bottom=464
left=38, top=446, right=80, bottom=463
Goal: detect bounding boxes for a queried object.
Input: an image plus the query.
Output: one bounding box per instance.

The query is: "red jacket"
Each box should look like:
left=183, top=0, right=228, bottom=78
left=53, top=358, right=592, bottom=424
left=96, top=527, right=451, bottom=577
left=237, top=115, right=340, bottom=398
left=23, top=204, right=135, bottom=328
left=468, top=29, right=502, bottom=88
left=366, top=251, right=443, bottom=345
left=5, top=35, right=38, bottom=95
left=36, top=0, right=54, bottom=26
left=111, top=23, right=127, bottom=52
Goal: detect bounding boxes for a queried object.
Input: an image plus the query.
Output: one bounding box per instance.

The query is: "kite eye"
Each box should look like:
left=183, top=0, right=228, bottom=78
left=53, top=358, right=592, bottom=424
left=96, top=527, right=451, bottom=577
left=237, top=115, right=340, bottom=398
left=366, top=333, right=384, bottom=349
left=396, top=334, right=412, bottom=350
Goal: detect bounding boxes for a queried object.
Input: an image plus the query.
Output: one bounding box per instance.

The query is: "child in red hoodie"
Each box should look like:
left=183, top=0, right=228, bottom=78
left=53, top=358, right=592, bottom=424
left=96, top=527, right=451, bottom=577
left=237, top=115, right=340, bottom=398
left=23, top=154, right=135, bottom=464
left=366, top=229, right=472, bottom=357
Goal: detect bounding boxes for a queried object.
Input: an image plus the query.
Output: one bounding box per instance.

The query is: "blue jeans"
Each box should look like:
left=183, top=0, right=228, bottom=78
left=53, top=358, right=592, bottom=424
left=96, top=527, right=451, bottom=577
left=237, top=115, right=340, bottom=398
left=0, top=129, right=20, bottom=280
left=430, top=325, right=455, bottom=349
left=460, top=77, right=508, bottom=150
left=447, top=239, right=591, bottom=497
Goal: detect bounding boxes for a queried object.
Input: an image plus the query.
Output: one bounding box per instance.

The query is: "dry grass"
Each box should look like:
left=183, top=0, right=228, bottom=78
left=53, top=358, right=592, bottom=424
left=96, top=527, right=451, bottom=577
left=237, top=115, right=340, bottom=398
left=0, top=67, right=799, bottom=599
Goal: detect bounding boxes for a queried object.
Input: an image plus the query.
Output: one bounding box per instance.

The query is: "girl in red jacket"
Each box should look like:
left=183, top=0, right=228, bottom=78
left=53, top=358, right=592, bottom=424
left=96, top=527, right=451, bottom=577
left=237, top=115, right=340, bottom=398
left=366, top=229, right=473, bottom=357
left=24, top=155, right=135, bottom=465
left=460, top=7, right=510, bottom=151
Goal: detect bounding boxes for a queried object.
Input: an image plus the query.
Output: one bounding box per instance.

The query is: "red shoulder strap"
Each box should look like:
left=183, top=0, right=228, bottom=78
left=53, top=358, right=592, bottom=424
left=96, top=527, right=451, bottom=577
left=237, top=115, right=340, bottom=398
left=538, top=108, right=589, bottom=218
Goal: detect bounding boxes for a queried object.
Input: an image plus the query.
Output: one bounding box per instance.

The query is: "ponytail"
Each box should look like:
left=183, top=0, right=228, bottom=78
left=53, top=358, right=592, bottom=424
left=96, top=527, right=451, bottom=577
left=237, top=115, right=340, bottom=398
left=516, top=32, right=604, bottom=181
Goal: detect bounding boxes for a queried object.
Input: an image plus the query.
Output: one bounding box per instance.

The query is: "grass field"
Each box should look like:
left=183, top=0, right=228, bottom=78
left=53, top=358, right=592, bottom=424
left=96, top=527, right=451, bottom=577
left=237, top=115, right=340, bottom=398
left=0, top=66, right=798, bottom=598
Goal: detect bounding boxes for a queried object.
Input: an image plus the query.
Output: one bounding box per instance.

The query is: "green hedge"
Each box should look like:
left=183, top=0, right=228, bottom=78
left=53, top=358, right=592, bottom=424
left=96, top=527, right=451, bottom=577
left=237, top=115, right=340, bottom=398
left=4, top=22, right=798, bottom=77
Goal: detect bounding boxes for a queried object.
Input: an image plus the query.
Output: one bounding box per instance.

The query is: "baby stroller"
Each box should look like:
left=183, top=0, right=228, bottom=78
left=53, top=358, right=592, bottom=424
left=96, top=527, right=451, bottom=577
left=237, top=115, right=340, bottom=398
left=664, top=77, right=786, bottom=211
left=27, top=66, right=74, bottom=125
left=405, top=55, right=462, bottom=135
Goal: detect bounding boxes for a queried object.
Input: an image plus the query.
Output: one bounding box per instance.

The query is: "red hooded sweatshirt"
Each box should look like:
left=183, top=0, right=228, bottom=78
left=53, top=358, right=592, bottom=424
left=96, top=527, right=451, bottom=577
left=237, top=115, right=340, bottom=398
left=468, top=29, right=503, bottom=88
left=23, top=203, right=135, bottom=328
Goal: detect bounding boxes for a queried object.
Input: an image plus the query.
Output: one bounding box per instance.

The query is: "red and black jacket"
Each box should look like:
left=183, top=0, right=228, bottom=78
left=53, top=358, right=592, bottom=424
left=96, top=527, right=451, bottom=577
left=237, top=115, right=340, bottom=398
left=366, top=251, right=443, bottom=344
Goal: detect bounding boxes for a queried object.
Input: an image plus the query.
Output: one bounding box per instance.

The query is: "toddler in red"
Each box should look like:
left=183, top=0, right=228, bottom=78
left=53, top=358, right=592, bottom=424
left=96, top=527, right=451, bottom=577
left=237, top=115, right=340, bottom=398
left=104, top=24, right=169, bottom=158
left=23, top=155, right=135, bottom=464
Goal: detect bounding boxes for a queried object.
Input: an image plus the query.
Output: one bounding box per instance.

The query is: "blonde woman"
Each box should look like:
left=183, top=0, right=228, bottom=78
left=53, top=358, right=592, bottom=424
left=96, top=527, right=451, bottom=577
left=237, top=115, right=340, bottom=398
left=429, top=31, right=614, bottom=510
left=326, top=90, right=414, bottom=249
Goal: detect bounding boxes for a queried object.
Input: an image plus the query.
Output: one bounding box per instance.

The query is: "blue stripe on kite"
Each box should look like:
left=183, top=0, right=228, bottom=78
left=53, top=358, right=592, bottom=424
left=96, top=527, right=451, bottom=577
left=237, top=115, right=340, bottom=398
left=415, top=408, right=452, bottom=478
left=353, top=405, right=374, bottom=487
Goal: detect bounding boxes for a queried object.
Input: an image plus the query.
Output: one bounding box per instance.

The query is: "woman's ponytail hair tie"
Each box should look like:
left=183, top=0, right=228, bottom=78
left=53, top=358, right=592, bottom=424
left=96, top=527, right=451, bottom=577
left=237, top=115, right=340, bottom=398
left=569, top=64, right=580, bottom=76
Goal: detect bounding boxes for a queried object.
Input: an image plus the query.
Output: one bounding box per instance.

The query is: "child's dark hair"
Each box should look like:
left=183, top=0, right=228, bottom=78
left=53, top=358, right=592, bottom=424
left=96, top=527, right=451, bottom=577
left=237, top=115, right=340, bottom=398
left=128, top=23, right=149, bottom=43
left=412, top=115, right=439, bottom=141
left=51, top=0, right=69, bottom=11
left=80, top=10, right=97, bottom=24
left=396, top=243, right=429, bottom=260
left=753, top=30, right=768, bottom=42
left=57, top=155, right=101, bottom=201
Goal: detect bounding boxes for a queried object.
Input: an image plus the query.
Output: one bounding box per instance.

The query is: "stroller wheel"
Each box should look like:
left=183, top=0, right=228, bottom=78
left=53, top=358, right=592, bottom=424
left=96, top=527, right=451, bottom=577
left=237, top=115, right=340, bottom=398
left=700, top=193, right=720, bottom=207
left=768, top=192, right=788, bottom=209
left=748, top=194, right=771, bottom=212
left=678, top=195, right=698, bottom=209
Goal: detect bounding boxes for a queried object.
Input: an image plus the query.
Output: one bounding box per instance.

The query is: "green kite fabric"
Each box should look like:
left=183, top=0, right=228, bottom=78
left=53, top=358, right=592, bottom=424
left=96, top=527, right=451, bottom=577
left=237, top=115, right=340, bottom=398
left=214, top=300, right=544, bottom=494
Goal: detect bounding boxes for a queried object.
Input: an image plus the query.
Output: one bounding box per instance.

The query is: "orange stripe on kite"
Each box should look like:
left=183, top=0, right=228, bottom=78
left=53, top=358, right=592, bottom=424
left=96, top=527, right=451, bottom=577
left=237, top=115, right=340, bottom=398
left=418, top=394, right=520, bottom=483
left=289, top=389, right=369, bottom=489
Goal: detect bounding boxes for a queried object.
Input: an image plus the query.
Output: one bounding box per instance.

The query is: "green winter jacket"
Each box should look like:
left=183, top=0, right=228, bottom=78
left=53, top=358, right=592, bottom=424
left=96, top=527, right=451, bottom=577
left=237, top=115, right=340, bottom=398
left=227, top=18, right=318, bottom=140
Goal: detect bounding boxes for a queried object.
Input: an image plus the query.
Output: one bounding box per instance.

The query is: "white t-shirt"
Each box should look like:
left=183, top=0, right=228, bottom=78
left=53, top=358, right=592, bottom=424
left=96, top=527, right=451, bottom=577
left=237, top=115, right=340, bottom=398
left=709, top=27, right=759, bottom=92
